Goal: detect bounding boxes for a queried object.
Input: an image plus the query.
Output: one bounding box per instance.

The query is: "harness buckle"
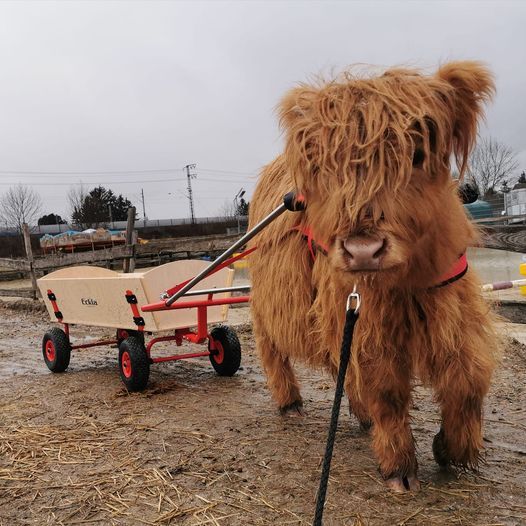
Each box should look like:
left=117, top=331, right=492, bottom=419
left=346, top=285, right=361, bottom=313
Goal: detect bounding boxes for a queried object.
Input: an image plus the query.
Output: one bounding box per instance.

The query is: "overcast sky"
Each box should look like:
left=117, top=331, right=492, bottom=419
left=0, top=0, right=525, bottom=222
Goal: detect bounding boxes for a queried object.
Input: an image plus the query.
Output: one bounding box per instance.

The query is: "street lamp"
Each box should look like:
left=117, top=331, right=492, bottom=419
left=234, top=188, right=246, bottom=234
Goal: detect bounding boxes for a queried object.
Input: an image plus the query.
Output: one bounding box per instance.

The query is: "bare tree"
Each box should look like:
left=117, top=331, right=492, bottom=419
left=0, top=184, right=42, bottom=233
left=467, top=137, right=519, bottom=197
left=219, top=199, right=236, bottom=219
left=68, top=185, right=88, bottom=228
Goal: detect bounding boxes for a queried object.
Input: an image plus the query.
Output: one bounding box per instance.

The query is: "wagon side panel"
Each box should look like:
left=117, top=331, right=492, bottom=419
left=38, top=272, right=158, bottom=331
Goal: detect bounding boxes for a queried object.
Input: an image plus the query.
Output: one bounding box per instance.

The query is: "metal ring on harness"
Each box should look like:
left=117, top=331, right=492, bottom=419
left=346, top=285, right=361, bottom=313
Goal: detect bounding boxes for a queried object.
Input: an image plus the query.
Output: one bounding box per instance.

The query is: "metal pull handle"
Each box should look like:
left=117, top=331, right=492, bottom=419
left=163, top=191, right=306, bottom=307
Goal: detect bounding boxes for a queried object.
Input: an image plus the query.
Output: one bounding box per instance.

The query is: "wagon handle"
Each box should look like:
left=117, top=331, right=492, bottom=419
left=163, top=191, right=305, bottom=307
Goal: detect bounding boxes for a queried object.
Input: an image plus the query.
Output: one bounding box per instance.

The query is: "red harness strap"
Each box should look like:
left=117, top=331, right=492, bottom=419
left=293, top=225, right=468, bottom=288
left=292, top=225, right=329, bottom=261
left=434, top=253, right=468, bottom=288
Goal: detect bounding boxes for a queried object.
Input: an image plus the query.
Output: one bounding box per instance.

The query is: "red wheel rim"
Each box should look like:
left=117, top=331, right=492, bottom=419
left=121, top=351, right=132, bottom=378
left=118, top=329, right=129, bottom=340
left=45, top=340, right=56, bottom=362
left=212, top=340, right=224, bottom=364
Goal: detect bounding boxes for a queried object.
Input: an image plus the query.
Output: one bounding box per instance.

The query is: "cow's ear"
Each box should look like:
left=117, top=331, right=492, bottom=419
left=436, top=61, right=495, bottom=177
left=278, top=85, right=318, bottom=131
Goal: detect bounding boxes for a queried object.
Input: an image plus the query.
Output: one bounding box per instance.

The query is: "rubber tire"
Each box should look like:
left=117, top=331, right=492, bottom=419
left=42, top=327, right=71, bottom=373
left=116, top=329, right=145, bottom=346
left=208, top=326, right=241, bottom=376
left=118, top=336, right=150, bottom=391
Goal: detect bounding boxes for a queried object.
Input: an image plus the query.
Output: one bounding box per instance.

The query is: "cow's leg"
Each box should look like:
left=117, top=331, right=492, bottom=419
left=364, top=360, right=419, bottom=492
left=255, top=327, right=304, bottom=416
left=345, top=374, right=372, bottom=432
left=429, top=343, right=494, bottom=469
left=349, top=398, right=373, bottom=432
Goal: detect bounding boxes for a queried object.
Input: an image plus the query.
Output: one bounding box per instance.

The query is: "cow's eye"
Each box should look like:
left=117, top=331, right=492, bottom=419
left=412, top=148, right=425, bottom=167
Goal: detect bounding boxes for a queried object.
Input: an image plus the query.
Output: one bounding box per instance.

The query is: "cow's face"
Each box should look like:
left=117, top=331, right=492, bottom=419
left=280, top=62, right=494, bottom=288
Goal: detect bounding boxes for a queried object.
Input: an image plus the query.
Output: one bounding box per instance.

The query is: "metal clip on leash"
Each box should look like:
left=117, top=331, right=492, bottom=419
left=313, top=286, right=361, bottom=526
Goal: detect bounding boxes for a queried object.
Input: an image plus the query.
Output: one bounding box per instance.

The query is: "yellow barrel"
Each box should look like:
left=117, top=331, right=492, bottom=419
left=520, top=263, right=526, bottom=295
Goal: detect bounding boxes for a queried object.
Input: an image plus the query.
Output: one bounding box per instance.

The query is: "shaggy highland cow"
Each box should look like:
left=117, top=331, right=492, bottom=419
left=248, top=62, right=498, bottom=492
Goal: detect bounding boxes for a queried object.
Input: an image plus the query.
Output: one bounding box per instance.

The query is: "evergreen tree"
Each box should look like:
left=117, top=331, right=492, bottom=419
left=38, top=213, right=67, bottom=225
left=236, top=197, right=249, bottom=216
left=70, top=186, right=134, bottom=228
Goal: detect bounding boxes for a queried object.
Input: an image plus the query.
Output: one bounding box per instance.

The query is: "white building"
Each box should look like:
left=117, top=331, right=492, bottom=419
left=504, top=185, right=526, bottom=216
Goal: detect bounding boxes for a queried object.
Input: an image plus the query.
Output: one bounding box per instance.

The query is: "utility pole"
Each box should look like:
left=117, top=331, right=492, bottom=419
left=185, top=164, right=197, bottom=224
left=141, top=188, right=147, bottom=226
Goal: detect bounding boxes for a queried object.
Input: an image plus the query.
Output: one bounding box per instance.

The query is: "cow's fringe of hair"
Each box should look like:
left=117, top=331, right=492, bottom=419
left=278, top=62, right=494, bottom=230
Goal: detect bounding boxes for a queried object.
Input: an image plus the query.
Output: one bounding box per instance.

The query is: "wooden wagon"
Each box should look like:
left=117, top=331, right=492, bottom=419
left=38, top=260, right=249, bottom=390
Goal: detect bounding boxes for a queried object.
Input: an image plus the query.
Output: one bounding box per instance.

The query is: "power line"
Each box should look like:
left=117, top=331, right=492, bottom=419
left=0, top=177, right=254, bottom=186
left=0, top=168, right=256, bottom=178
left=0, top=168, right=180, bottom=175
left=199, top=177, right=254, bottom=183
left=199, top=168, right=258, bottom=177
left=0, top=178, right=187, bottom=186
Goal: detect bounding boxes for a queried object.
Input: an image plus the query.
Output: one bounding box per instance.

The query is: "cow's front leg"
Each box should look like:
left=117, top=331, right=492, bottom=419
left=365, top=359, right=419, bottom=492
left=345, top=373, right=372, bottom=432
left=254, top=326, right=304, bottom=416
left=429, top=342, right=494, bottom=469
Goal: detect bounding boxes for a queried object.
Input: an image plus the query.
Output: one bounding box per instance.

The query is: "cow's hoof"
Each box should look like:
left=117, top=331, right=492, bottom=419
left=359, top=419, right=373, bottom=433
left=385, top=472, right=420, bottom=493
left=432, top=428, right=450, bottom=467
left=348, top=404, right=372, bottom=433
left=279, top=400, right=305, bottom=417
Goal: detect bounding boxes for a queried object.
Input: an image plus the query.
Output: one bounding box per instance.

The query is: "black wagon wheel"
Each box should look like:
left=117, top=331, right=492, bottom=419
left=116, top=328, right=145, bottom=346
left=42, top=327, right=71, bottom=373
left=118, top=336, right=150, bottom=391
left=208, top=326, right=241, bottom=376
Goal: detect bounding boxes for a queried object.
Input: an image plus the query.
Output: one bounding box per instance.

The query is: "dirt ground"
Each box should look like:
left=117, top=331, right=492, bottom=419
left=0, top=301, right=525, bottom=526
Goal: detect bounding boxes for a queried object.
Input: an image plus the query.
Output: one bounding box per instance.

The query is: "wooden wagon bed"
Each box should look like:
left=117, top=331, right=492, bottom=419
left=38, top=260, right=234, bottom=333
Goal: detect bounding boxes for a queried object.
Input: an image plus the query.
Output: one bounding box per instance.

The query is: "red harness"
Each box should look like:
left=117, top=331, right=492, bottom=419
left=292, top=225, right=330, bottom=260
left=293, top=225, right=468, bottom=288
left=434, top=253, right=468, bottom=288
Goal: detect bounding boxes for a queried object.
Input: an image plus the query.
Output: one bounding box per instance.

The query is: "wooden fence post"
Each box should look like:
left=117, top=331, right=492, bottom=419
left=22, top=223, right=39, bottom=300
left=123, top=207, right=137, bottom=273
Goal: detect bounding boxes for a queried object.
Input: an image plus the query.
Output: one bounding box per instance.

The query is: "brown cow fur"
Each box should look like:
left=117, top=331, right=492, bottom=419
left=248, top=62, right=499, bottom=491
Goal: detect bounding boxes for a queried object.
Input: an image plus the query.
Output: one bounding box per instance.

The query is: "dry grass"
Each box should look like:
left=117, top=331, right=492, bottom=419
left=0, top=414, right=313, bottom=525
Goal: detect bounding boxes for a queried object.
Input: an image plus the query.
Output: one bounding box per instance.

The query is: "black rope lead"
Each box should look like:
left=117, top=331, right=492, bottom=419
left=313, top=291, right=361, bottom=526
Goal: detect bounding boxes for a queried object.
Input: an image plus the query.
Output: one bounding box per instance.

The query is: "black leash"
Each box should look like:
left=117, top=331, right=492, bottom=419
left=313, top=290, right=361, bottom=526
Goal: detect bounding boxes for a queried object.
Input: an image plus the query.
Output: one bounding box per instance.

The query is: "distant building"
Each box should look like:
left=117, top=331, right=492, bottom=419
left=504, top=184, right=526, bottom=217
